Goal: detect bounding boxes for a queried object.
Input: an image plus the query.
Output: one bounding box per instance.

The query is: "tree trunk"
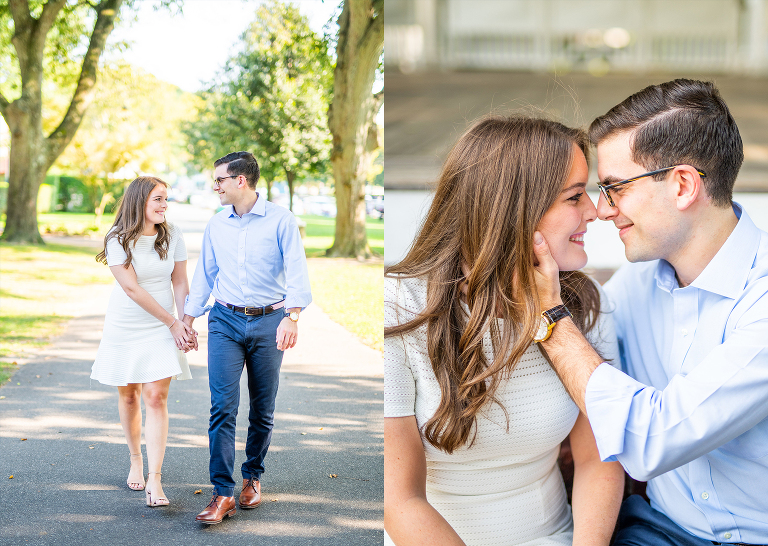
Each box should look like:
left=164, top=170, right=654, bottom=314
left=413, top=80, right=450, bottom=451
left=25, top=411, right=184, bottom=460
left=285, top=168, right=295, bottom=212
left=94, top=191, right=115, bottom=227
left=0, top=0, right=124, bottom=243
left=3, top=116, right=47, bottom=243
left=326, top=0, right=383, bottom=259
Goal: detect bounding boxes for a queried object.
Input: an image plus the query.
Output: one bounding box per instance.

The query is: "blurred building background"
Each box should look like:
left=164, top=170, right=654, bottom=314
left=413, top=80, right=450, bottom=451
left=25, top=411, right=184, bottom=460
left=385, top=0, right=768, bottom=271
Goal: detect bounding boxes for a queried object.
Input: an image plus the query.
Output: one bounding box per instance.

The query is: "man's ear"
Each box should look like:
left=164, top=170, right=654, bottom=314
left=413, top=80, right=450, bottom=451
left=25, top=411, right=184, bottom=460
left=673, top=165, right=702, bottom=211
left=237, top=175, right=248, bottom=189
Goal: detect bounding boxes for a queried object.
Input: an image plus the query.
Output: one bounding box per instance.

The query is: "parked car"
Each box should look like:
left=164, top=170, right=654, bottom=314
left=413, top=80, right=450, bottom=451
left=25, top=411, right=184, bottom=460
left=303, top=196, right=337, bottom=217
left=366, top=195, right=384, bottom=219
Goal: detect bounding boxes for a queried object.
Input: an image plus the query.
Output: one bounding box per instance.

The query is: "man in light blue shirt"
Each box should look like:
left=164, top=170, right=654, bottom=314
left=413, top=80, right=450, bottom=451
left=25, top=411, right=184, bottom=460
left=182, top=151, right=311, bottom=524
left=532, top=79, right=768, bottom=545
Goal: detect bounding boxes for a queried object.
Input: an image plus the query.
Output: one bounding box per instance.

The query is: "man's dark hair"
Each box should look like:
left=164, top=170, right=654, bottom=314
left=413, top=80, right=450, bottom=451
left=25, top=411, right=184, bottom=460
left=214, top=151, right=261, bottom=190
left=588, top=79, right=743, bottom=207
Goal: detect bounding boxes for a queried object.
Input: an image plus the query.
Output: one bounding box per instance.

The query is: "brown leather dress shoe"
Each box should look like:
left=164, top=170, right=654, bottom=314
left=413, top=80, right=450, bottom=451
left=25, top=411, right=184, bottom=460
left=195, top=494, right=236, bottom=524
left=239, top=477, right=261, bottom=509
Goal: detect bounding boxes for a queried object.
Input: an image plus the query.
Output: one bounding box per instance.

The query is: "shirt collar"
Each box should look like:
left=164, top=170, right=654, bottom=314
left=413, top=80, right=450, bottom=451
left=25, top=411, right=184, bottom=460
left=691, top=202, right=760, bottom=298
left=226, top=193, right=265, bottom=218
left=654, top=203, right=760, bottom=298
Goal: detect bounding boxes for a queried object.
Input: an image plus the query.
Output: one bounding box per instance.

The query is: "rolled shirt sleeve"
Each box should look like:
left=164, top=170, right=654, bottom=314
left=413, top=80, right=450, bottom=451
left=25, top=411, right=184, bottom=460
left=184, top=223, right=218, bottom=318
left=586, top=319, right=768, bottom=481
left=278, top=214, right=312, bottom=310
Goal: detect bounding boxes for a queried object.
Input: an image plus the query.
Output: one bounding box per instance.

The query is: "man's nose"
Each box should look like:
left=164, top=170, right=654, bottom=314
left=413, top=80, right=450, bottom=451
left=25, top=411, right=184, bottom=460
left=596, top=192, right=617, bottom=221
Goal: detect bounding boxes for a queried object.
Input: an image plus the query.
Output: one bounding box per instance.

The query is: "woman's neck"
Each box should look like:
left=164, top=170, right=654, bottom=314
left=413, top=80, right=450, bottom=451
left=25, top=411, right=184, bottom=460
left=142, top=222, right=158, bottom=236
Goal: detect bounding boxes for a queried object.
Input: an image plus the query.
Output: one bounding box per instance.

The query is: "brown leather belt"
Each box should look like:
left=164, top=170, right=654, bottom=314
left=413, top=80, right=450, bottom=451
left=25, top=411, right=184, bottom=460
left=217, top=299, right=285, bottom=316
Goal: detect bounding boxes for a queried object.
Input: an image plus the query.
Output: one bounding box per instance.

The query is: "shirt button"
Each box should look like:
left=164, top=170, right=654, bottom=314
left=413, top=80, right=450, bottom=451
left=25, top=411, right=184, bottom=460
left=681, top=328, right=688, bottom=336
left=724, top=533, right=732, bottom=540
left=701, top=491, right=709, bottom=500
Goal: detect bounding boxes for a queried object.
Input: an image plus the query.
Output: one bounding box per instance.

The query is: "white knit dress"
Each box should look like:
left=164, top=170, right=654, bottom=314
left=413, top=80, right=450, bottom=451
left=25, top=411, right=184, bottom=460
left=91, top=223, right=192, bottom=386
left=384, top=276, right=619, bottom=546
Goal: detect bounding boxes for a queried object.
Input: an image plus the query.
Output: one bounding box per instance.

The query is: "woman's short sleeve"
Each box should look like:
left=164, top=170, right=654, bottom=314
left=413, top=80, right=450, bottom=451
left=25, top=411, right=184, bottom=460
left=171, top=224, right=188, bottom=262
left=384, top=277, right=417, bottom=418
left=105, top=232, right=128, bottom=267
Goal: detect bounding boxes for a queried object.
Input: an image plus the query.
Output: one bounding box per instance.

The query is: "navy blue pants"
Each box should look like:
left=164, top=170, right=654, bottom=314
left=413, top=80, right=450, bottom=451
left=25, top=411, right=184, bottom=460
left=614, top=495, right=747, bottom=546
left=207, top=302, right=284, bottom=497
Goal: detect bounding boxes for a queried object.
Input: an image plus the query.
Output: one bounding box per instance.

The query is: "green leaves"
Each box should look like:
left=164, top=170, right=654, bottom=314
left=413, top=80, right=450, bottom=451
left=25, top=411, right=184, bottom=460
left=184, top=0, right=333, bottom=204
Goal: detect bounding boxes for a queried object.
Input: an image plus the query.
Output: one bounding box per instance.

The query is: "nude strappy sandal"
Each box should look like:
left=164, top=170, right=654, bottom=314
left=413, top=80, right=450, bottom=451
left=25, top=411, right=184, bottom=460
left=145, top=472, right=169, bottom=507
left=127, top=453, right=145, bottom=491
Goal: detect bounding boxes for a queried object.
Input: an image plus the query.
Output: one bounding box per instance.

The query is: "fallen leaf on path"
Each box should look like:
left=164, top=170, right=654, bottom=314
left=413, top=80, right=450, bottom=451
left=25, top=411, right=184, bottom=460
left=271, top=499, right=277, bottom=502
left=8, top=475, right=13, bottom=479
left=301, top=432, right=307, bottom=435
left=319, top=427, right=323, bottom=430
left=0, top=396, right=5, bottom=399
left=88, top=446, right=94, bottom=449
left=194, top=489, right=202, bottom=494
left=20, top=438, right=26, bottom=441
left=35, top=375, right=40, bottom=378
left=329, top=474, right=337, bottom=478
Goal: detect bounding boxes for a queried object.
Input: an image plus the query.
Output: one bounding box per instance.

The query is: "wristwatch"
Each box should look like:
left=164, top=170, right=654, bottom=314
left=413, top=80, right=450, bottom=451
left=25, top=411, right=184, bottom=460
left=287, top=311, right=300, bottom=322
left=533, top=305, right=572, bottom=343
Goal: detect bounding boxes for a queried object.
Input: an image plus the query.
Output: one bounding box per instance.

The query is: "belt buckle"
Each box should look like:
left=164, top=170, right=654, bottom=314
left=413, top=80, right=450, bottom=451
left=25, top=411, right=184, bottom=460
left=244, top=307, right=257, bottom=316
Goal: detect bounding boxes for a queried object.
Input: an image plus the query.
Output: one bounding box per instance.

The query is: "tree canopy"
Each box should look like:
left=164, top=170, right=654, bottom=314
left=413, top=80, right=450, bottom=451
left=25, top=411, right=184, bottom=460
left=0, top=0, right=180, bottom=243
left=184, top=0, right=333, bottom=209
left=54, top=61, right=198, bottom=219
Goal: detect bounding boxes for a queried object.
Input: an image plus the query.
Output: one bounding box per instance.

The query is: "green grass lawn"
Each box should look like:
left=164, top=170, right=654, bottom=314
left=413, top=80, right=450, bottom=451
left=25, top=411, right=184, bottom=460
left=37, top=212, right=116, bottom=236
left=299, top=214, right=384, bottom=258
left=0, top=243, right=115, bottom=385
left=33, top=212, right=384, bottom=257
left=306, top=258, right=383, bottom=352
left=0, top=211, right=383, bottom=384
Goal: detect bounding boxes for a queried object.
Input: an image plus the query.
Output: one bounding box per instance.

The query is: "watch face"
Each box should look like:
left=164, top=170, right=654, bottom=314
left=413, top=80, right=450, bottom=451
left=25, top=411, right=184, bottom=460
left=534, top=317, right=550, bottom=341
left=289, top=311, right=299, bottom=322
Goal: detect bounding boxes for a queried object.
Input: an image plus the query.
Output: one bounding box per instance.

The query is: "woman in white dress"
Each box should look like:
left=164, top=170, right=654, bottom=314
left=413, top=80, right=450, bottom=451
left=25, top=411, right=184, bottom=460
left=92, top=176, right=196, bottom=507
left=384, top=117, right=625, bottom=546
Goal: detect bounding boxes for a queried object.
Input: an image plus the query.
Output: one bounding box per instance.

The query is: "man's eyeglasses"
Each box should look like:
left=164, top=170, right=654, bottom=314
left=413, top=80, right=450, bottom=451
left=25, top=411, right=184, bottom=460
left=213, top=175, right=239, bottom=187
left=597, top=165, right=707, bottom=207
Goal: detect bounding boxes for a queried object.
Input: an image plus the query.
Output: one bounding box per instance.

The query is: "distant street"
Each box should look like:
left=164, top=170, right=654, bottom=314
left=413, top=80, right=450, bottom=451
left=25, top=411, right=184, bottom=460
left=386, top=71, right=768, bottom=191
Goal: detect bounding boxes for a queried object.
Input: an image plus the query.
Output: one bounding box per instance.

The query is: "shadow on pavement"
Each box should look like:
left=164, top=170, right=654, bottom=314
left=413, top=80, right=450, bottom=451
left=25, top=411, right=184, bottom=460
left=0, top=313, right=382, bottom=545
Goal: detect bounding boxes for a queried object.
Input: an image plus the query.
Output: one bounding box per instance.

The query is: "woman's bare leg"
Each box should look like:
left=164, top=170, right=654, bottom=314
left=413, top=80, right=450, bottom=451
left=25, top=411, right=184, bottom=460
left=118, top=383, right=144, bottom=489
left=143, top=377, right=172, bottom=504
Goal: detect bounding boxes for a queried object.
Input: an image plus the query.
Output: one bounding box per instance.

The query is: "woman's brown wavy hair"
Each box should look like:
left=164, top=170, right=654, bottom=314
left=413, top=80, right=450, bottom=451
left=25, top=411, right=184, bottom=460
left=385, top=116, right=601, bottom=454
left=96, top=176, right=171, bottom=267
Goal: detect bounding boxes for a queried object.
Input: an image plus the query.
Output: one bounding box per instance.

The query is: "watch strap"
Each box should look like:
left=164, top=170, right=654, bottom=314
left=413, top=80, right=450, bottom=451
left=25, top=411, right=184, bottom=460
left=543, top=304, right=572, bottom=325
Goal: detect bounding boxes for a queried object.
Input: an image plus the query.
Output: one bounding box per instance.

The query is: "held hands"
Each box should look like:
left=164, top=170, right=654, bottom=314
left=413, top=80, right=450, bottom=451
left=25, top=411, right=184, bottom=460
left=532, top=231, right=563, bottom=309
left=276, top=317, right=298, bottom=351
left=170, top=318, right=197, bottom=352
left=170, top=314, right=198, bottom=353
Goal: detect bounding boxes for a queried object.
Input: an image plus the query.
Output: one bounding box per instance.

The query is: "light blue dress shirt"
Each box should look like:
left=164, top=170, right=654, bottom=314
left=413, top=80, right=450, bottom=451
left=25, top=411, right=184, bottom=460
left=184, top=197, right=312, bottom=317
left=586, top=204, right=768, bottom=544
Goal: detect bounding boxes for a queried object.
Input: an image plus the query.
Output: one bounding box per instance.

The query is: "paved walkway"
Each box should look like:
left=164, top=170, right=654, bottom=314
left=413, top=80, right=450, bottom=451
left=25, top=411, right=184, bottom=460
left=0, top=238, right=383, bottom=545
